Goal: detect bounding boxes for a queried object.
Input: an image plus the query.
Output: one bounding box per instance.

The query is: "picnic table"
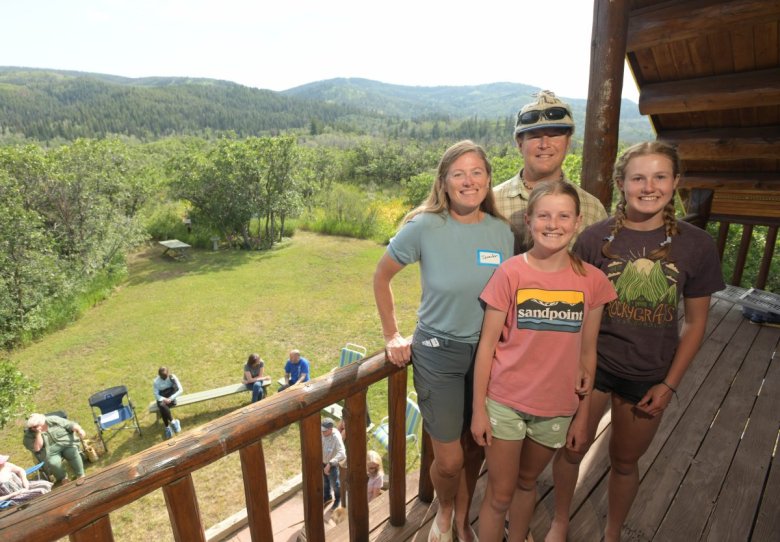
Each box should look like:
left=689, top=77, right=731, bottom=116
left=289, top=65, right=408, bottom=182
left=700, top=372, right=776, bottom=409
left=159, top=239, right=191, bottom=259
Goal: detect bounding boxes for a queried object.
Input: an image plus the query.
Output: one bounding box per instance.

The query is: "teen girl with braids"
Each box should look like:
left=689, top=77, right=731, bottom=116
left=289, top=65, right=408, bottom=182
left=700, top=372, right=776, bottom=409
left=546, top=142, right=724, bottom=542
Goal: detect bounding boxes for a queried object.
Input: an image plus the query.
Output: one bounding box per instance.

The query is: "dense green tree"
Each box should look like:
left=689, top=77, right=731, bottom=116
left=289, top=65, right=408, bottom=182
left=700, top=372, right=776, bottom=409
left=0, top=170, right=67, bottom=346
left=0, top=356, right=36, bottom=429
left=171, top=136, right=302, bottom=249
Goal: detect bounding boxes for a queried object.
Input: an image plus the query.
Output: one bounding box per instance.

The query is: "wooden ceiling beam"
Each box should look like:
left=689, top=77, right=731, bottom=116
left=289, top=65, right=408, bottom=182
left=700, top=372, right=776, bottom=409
left=679, top=171, right=780, bottom=191
left=627, top=0, right=780, bottom=52
left=658, top=126, right=780, bottom=160
left=638, top=68, right=780, bottom=115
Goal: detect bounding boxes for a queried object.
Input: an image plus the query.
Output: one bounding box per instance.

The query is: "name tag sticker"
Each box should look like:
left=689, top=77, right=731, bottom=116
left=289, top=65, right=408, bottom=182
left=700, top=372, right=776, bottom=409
left=477, top=250, right=502, bottom=267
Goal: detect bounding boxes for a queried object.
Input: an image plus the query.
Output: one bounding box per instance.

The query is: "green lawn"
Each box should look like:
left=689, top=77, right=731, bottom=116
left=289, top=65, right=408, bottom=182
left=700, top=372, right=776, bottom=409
left=1, top=231, right=421, bottom=540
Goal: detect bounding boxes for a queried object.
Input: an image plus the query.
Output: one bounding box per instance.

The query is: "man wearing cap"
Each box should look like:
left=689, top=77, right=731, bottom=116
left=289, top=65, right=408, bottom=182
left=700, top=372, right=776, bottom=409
left=321, top=417, right=346, bottom=510
left=494, top=90, right=608, bottom=254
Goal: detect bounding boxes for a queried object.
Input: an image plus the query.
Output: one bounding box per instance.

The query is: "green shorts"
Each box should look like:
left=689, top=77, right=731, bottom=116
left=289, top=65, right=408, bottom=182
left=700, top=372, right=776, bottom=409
left=485, top=397, right=572, bottom=449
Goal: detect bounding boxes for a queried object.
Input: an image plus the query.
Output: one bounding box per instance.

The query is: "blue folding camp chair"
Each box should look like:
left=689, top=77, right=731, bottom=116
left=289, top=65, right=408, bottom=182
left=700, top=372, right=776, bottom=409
left=25, top=462, right=46, bottom=481
left=372, top=391, right=422, bottom=463
left=88, top=385, right=142, bottom=452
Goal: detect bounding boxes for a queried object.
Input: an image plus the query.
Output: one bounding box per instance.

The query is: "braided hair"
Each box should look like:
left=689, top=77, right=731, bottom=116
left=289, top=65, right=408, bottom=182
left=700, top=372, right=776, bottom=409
left=602, top=141, right=680, bottom=261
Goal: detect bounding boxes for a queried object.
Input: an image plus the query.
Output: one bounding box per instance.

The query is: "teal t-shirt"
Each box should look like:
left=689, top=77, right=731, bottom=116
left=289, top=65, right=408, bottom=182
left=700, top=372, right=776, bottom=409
left=388, top=212, right=514, bottom=343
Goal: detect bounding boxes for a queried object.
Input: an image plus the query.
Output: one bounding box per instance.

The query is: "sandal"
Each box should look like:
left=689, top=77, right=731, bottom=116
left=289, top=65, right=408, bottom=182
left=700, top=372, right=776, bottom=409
left=457, top=523, right=478, bottom=542
left=428, top=509, right=454, bottom=542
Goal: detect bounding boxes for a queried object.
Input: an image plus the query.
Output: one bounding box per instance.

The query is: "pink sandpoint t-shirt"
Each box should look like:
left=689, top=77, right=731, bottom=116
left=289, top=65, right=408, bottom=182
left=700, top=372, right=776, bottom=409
left=480, top=254, right=616, bottom=417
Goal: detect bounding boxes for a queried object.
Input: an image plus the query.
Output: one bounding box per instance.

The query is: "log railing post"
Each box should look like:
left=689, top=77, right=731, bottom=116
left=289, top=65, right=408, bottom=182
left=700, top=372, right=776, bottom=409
left=733, top=224, right=754, bottom=286
left=69, top=515, right=114, bottom=542
left=756, top=225, right=778, bottom=290
left=388, top=368, right=407, bottom=526
left=239, top=440, right=273, bottom=542
left=418, top=429, right=434, bottom=503
left=345, top=390, right=369, bottom=540
left=717, top=221, right=730, bottom=260
left=581, top=0, right=631, bottom=210
left=162, top=474, right=206, bottom=542
left=300, top=413, right=326, bottom=542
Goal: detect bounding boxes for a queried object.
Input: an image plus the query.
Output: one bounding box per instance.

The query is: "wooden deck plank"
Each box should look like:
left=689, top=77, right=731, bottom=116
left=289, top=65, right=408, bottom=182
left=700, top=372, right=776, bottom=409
left=618, top=310, right=757, bottom=540
left=653, top=320, right=775, bottom=541
left=530, top=299, right=736, bottom=540
left=530, top=413, right=613, bottom=539
left=751, top=428, right=780, bottom=540
left=567, top=302, right=747, bottom=540
left=702, top=326, right=780, bottom=541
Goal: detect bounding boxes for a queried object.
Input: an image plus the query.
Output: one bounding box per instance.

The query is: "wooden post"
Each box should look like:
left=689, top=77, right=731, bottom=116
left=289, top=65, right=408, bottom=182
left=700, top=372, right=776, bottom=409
left=756, top=226, right=778, bottom=290
left=717, top=222, right=730, bottom=261
left=388, top=368, right=407, bottom=526
left=581, top=0, right=632, bottom=210
left=300, top=414, right=326, bottom=542
left=69, top=515, right=113, bottom=542
left=733, top=224, right=754, bottom=286
left=418, top=429, right=434, bottom=503
left=239, top=440, right=273, bottom=542
left=345, top=391, right=369, bottom=541
left=162, top=475, right=206, bottom=542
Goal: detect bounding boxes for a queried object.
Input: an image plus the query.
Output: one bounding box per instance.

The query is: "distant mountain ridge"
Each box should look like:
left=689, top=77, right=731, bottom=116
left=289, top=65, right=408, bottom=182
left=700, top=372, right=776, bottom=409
left=0, top=67, right=653, bottom=142
left=284, top=77, right=652, bottom=140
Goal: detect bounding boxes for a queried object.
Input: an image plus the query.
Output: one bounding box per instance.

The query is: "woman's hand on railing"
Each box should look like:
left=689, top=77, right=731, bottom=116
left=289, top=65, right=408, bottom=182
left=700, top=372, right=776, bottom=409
left=384, top=333, right=411, bottom=367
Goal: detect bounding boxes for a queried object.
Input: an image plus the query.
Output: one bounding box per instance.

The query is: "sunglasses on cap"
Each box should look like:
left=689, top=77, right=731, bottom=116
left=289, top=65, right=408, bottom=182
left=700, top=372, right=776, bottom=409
left=517, top=107, right=570, bottom=125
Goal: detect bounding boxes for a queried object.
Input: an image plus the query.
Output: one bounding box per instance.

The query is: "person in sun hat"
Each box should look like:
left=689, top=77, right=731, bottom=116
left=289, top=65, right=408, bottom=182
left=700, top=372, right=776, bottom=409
left=321, top=417, right=346, bottom=510
left=0, top=454, right=53, bottom=505
left=493, top=90, right=608, bottom=254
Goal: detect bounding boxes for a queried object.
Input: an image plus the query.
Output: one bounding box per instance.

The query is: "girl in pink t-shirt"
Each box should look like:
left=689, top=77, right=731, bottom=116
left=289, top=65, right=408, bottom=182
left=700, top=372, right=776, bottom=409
left=471, top=180, right=616, bottom=541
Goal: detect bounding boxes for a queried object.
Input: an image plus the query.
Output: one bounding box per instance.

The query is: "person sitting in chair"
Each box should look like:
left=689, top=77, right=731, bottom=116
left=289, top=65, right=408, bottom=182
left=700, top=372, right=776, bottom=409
left=0, top=454, right=53, bottom=505
left=23, top=413, right=86, bottom=484
left=278, top=349, right=310, bottom=391
left=243, top=353, right=271, bottom=402
left=153, top=366, right=183, bottom=439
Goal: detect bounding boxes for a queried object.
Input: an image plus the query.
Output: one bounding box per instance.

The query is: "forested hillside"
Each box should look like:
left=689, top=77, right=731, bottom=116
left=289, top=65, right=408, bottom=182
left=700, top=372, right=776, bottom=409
left=0, top=67, right=361, bottom=141
left=0, top=67, right=654, bottom=143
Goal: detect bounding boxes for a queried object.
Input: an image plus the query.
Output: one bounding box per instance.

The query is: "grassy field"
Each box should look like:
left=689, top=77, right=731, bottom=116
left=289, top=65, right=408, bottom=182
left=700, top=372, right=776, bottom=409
left=0, top=231, right=422, bottom=540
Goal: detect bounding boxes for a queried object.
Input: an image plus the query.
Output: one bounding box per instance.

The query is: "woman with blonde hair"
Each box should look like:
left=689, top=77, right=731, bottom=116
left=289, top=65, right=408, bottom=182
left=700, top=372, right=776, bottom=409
left=374, top=140, right=514, bottom=542
left=366, top=450, right=384, bottom=502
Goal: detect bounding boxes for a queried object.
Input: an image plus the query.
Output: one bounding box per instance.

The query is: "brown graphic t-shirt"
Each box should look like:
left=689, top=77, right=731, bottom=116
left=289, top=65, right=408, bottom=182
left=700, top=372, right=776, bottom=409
left=574, top=219, right=725, bottom=381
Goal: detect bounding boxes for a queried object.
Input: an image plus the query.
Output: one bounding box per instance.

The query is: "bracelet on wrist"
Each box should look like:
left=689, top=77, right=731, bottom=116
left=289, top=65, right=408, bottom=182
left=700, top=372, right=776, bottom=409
left=661, top=380, right=677, bottom=394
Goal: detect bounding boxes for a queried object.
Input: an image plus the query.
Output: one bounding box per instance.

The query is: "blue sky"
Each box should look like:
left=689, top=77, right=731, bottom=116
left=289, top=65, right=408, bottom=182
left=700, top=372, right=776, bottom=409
left=2, top=0, right=640, bottom=102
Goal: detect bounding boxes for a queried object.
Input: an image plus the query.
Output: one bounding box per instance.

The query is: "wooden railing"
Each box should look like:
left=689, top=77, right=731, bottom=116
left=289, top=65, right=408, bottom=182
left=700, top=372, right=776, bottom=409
left=0, top=349, right=417, bottom=542
left=713, top=217, right=778, bottom=290
left=681, top=183, right=779, bottom=291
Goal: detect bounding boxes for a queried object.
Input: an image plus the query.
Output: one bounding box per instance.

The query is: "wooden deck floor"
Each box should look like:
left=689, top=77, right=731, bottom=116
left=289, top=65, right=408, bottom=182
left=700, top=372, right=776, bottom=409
left=321, top=298, right=779, bottom=542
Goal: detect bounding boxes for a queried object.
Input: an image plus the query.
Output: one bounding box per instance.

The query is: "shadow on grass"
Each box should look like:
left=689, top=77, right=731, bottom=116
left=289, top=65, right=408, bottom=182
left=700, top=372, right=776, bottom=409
left=127, top=241, right=292, bottom=287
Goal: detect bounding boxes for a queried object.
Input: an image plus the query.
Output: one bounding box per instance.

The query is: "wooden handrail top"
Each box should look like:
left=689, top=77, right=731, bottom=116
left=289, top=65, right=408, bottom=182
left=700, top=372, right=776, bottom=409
left=0, top=349, right=401, bottom=542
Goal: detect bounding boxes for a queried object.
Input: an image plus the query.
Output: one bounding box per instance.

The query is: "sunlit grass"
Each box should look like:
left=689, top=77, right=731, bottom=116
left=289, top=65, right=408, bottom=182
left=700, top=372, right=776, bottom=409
left=1, top=231, right=421, bottom=541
